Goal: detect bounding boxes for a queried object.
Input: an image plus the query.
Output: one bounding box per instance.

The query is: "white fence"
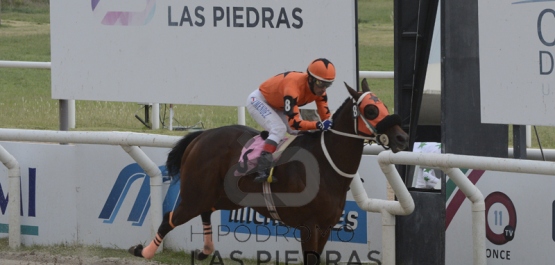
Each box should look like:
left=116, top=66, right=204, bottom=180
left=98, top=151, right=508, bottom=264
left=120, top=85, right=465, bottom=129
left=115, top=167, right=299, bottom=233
left=4, top=130, right=555, bottom=264
left=380, top=151, right=555, bottom=265
left=0, top=128, right=414, bottom=264
left=0, top=129, right=178, bottom=249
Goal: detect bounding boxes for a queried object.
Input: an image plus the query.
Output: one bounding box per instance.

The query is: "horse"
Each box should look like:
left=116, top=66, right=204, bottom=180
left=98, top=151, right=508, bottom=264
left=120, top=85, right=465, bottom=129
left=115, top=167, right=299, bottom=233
left=128, top=79, right=409, bottom=264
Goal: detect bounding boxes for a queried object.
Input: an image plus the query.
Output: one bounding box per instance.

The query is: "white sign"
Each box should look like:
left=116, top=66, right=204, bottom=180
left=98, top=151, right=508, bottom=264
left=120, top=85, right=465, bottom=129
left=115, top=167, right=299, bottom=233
left=446, top=169, right=555, bottom=264
left=479, top=0, right=555, bottom=126
left=50, top=0, right=358, bottom=110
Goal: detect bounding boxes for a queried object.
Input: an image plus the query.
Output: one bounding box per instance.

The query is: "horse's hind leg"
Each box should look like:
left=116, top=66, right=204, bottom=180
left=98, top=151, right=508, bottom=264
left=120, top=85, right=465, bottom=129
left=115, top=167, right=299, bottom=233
left=128, top=211, right=178, bottom=259
left=194, top=211, right=215, bottom=260
left=129, top=203, right=208, bottom=260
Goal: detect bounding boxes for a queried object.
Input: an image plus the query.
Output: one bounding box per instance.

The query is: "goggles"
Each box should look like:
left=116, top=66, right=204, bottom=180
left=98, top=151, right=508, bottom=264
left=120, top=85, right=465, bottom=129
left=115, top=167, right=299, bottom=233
left=315, top=79, right=333, bottom=88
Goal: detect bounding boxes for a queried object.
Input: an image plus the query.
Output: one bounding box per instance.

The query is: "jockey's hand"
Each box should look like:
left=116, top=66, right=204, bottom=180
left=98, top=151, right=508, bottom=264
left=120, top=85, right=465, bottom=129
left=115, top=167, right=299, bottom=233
left=317, top=120, right=333, bottom=131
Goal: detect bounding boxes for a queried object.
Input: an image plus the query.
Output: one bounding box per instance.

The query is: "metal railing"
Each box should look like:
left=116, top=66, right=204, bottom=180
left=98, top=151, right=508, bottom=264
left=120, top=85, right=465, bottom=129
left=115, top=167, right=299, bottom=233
left=0, top=128, right=180, bottom=249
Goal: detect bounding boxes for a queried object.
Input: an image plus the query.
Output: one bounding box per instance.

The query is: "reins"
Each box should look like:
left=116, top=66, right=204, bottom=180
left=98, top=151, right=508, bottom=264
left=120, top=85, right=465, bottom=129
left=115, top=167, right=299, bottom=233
left=328, top=128, right=375, bottom=140
left=320, top=131, right=357, bottom=178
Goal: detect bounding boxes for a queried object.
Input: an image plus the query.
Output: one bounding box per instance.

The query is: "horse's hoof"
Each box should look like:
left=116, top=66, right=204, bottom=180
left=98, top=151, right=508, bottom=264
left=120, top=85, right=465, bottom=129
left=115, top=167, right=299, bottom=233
left=128, top=244, right=144, bottom=258
left=195, top=249, right=210, bottom=260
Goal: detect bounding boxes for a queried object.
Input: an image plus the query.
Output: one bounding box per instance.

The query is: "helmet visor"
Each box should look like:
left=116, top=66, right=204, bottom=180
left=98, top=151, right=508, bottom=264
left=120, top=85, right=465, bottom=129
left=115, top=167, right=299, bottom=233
left=315, top=79, right=333, bottom=88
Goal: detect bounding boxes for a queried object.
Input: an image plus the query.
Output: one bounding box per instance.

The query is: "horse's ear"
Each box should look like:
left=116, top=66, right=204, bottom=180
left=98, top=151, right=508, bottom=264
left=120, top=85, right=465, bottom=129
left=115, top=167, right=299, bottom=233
left=361, top=78, right=371, bottom=92
left=344, top=81, right=361, bottom=100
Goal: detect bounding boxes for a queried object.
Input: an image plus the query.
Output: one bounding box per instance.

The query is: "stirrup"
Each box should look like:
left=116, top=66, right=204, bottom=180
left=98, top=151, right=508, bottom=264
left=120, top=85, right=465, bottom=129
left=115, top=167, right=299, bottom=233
left=253, top=170, right=277, bottom=183
left=253, top=175, right=268, bottom=183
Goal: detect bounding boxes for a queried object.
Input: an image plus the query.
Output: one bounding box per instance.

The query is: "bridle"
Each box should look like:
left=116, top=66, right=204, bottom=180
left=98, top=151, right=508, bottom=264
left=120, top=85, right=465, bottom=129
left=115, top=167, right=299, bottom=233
left=329, top=92, right=391, bottom=147
left=321, top=93, right=391, bottom=178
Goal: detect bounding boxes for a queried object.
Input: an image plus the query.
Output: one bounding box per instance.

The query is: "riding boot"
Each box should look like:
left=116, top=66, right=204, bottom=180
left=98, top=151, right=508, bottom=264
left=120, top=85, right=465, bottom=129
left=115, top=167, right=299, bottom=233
left=253, top=151, right=276, bottom=183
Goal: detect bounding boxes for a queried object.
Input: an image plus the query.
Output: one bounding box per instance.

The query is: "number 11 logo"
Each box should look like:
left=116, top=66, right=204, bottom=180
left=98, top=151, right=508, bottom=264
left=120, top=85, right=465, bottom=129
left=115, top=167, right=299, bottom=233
left=485, top=191, right=516, bottom=245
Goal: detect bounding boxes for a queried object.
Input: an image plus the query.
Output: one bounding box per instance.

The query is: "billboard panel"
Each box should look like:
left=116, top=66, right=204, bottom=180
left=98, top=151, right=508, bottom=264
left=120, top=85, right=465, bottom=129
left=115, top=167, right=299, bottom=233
left=479, top=0, right=555, bottom=126
left=50, top=0, right=358, bottom=110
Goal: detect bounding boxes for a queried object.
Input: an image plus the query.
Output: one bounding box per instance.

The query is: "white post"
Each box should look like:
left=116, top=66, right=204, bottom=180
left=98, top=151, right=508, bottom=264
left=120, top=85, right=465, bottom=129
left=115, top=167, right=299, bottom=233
left=350, top=166, right=414, bottom=265
left=169, top=104, right=174, bottom=131
left=121, top=145, right=164, bottom=252
left=59, top=99, right=69, bottom=131
left=381, top=210, right=396, bottom=265
left=152, top=103, right=160, bottom=130
left=238, top=106, right=246, bottom=125
left=0, top=145, right=21, bottom=249
left=527, top=125, right=531, bottom=148
left=442, top=167, right=486, bottom=265
left=69, top=100, right=76, bottom=129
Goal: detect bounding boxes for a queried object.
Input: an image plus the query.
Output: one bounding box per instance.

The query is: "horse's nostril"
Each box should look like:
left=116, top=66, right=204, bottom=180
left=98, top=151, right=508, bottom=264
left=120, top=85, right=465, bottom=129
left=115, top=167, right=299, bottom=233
left=396, top=134, right=408, bottom=142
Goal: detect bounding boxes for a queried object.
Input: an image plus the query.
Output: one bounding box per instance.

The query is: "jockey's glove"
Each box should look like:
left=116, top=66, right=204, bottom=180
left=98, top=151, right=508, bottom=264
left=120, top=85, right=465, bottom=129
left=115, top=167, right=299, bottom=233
left=317, top=120, right=333, bottom=131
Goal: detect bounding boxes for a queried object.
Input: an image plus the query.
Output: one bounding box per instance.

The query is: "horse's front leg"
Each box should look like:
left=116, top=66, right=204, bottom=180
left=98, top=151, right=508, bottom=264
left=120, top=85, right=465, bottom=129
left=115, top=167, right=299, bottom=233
left=194, top=211, right=215, bottom=260
left=300, top=224, right=329, bottom=265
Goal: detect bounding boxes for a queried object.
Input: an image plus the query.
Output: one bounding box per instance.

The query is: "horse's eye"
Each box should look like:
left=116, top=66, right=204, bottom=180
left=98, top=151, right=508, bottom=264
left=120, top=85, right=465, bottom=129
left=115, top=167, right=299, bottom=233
left=364, top=105, right=379, bottom=120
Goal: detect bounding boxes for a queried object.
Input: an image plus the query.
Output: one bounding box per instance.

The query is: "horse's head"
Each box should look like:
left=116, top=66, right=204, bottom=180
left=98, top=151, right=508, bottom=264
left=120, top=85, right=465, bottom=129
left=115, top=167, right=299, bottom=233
left=343, top=78, right=409, bottom=153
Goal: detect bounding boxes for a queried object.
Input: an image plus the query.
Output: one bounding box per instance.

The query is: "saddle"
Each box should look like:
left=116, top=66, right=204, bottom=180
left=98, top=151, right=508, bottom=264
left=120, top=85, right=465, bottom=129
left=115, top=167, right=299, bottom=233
left=234, top=133, right=296, bottom=176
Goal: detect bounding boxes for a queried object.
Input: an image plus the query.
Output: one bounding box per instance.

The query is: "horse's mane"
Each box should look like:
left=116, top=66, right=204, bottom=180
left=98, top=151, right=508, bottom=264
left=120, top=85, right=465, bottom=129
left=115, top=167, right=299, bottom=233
left=166, top=130, right=204, bottom=177
left=331, top=96, right=352, bottom=121
left=300, top=96, right=353, bottom=139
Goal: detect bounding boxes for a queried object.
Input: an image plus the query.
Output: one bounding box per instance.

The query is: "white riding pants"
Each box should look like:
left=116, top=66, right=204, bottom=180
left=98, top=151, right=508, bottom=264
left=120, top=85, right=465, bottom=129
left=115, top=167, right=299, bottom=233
left=246, top=89, right=298, bottom=144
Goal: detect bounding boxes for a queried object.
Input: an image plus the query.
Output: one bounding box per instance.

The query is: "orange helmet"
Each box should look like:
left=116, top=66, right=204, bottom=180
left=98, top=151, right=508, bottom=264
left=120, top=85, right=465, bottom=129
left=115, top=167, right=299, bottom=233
left=307, top=58, right=335, bottom=82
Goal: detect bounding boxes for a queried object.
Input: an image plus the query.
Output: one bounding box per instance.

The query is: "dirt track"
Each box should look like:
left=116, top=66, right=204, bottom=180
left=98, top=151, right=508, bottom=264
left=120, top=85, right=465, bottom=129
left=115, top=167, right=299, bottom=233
left=0, top=251, right=161, bottom=265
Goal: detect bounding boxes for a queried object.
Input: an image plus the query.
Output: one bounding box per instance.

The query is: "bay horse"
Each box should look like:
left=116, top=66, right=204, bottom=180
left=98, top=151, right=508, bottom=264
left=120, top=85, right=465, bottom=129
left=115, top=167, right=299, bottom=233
left=128, top=79, right=409, bottom=264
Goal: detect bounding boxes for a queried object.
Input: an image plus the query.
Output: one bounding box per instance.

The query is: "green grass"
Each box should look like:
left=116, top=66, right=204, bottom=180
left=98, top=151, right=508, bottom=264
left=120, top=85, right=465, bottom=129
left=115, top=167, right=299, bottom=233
left=0, top=34, right=50, bottom=61
left=1, top=10, right=49, bottom=24
left=357, top=1, right=395, bottom=111
left=358, top=0, right=394, bottom=25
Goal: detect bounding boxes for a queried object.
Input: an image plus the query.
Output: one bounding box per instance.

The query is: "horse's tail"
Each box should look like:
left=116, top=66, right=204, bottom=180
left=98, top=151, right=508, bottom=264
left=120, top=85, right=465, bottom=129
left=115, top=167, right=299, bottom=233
left=166, top=130, right=204, bottom=177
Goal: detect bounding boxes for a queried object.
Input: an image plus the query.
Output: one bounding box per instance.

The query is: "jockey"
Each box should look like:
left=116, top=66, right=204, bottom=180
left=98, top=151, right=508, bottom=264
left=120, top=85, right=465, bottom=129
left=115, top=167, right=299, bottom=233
left=246, top=58, right=335, bottom=183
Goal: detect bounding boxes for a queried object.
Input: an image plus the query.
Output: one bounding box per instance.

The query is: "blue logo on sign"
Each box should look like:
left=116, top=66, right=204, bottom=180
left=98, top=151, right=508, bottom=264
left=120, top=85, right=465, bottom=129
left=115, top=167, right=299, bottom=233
left=99, top=163, right=180, bottom=226
left=220, top=201, right=367, bottom=244
left=0, top=168, right=39, bottom=235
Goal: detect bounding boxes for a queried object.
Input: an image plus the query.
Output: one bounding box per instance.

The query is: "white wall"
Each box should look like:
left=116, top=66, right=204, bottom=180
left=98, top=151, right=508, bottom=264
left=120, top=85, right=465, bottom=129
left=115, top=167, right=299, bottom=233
left=446, top=169, right=555, bottom=264
left=0, top=141, right=387, bottom=263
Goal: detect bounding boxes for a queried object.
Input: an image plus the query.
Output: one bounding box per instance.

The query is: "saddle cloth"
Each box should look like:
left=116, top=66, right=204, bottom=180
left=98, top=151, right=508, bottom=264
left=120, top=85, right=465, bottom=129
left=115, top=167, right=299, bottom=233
left=234, top=134, right=295, bottom=176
